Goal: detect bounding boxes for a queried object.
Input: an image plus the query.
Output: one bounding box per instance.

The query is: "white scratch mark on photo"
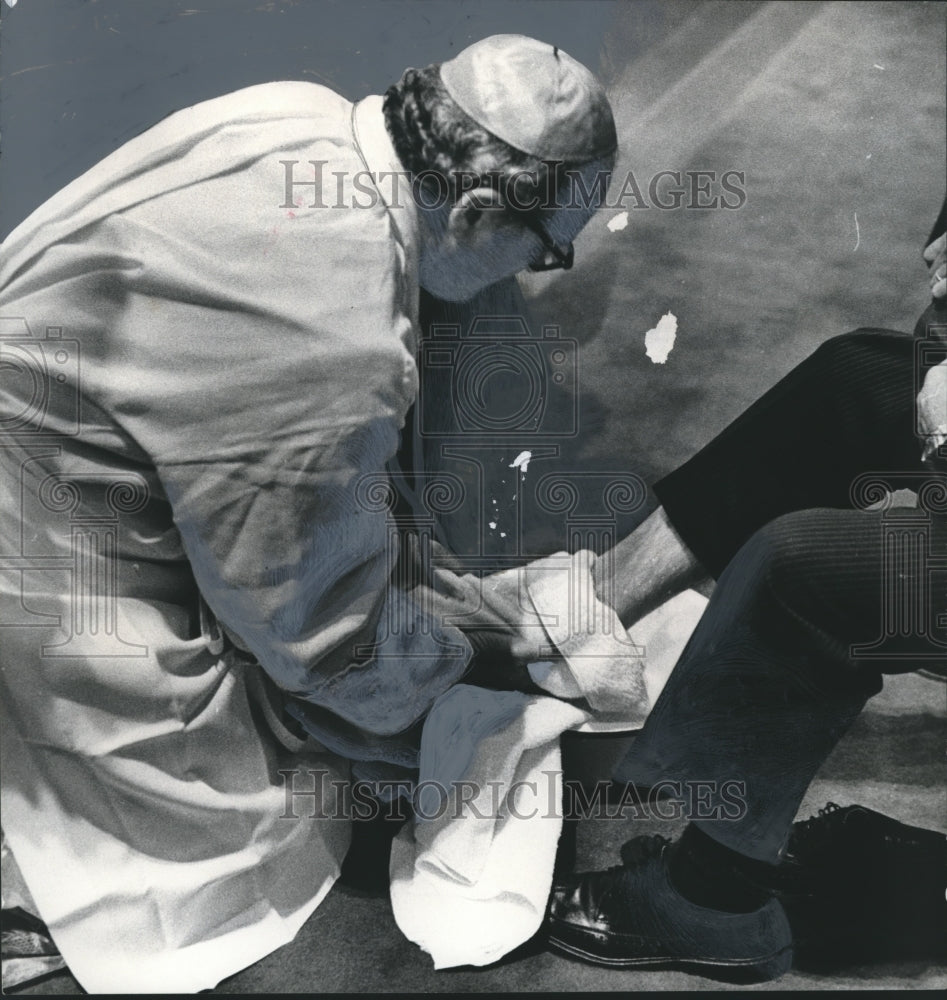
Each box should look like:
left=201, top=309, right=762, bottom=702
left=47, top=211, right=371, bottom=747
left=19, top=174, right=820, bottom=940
left=644, top=311, right=678, bottom=364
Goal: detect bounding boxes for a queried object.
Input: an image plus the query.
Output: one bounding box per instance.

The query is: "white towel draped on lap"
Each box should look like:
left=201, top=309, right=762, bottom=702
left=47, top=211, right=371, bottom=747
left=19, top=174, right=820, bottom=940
left=390, top=553, right=707, bottom=969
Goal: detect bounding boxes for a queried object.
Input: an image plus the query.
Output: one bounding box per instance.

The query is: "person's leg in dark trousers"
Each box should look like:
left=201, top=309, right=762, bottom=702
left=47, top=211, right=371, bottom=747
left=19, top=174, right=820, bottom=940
left=653, top=328, right=924, bottom=576
left=548, top=505, right=945, bottom=979
left=595, top=328, right=925, bottom=627
left=619, top=321, right=944, bottom=864
left=616, top=506, right=946, bottom=861
left=547, top=324, right=946, bottom=980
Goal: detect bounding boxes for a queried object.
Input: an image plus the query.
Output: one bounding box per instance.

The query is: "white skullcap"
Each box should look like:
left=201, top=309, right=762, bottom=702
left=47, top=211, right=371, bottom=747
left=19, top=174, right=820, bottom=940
left=439, top=34, right=617, bottom=163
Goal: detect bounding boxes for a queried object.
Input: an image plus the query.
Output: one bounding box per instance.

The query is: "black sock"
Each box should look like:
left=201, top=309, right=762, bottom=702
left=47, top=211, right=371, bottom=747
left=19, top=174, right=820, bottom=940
left=667, top=825, right=775, bottom=913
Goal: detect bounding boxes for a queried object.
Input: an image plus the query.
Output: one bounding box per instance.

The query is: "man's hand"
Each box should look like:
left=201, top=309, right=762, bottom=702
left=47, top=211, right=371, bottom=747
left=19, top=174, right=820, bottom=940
left=399, top=534, right=556, bottom=668
left=918, top=359, right=947, bottom=464
left=923, top=232, right=947, bottom=300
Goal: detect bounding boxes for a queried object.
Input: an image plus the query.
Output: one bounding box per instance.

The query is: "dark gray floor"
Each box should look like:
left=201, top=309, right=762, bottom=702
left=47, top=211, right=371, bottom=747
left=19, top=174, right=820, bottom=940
left=19, top=674, right=946, bottom=994
left=221, top=675, right=947, bottom=994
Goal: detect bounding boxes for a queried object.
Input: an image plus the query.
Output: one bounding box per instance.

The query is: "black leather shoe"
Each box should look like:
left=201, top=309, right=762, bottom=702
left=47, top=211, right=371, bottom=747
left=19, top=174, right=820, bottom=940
left=546, top=835, right=793, bottom=983
left=776, top=802, right=947, bottom=968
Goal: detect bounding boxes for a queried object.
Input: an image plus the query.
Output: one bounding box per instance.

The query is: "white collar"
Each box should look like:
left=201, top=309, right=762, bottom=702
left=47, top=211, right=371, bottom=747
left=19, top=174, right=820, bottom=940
left=351, top=95, right=420, bottom=325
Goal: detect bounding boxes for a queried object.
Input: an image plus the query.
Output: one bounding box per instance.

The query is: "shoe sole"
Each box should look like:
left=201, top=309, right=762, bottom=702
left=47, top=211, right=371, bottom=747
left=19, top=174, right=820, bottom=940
left=547, top=934, right=793, bottom=984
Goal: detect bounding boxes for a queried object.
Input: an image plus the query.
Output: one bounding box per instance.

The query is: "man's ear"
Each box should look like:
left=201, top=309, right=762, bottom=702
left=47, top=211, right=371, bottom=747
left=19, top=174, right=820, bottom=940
left=446, top=186, right=505, bottom=244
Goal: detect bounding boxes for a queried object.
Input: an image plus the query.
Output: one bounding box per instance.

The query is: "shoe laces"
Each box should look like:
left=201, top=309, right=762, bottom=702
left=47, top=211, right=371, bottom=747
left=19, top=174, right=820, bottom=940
left=789, top=801, right=848, bottom=854
left=619, top=833, right=672, bottom=870
left=571, top=835, right=671, bottom=915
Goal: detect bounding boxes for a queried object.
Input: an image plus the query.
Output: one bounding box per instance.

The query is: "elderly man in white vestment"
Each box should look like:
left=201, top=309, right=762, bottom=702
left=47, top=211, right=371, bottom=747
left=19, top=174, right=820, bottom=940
left=0, top=36, right=618, bottom=991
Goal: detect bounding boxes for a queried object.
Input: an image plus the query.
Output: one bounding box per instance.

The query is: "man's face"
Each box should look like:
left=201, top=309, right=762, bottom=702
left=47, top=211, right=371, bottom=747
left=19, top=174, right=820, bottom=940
left=417, top=165, right=604, bottom=302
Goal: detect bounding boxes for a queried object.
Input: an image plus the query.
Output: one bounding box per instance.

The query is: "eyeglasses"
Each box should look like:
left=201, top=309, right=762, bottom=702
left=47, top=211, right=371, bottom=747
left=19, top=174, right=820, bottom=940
left=520, top=212, right=575, bottom=272
left=469, top=170, right=577, bottom=272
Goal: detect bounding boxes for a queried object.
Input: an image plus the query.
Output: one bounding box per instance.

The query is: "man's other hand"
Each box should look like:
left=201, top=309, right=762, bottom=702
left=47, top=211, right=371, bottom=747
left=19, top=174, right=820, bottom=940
left=923, top=232, right=947, bottom=299
left=918, top=360, right=947, bottom=464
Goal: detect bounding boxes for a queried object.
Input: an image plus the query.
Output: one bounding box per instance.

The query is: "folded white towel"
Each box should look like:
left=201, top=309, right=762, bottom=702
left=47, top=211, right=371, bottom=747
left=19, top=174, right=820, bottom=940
left=389, top=553, right=708, bottom=969
left=524, top=549, right=649, bottom=719
left=390, top=689, right=584, bottom=968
